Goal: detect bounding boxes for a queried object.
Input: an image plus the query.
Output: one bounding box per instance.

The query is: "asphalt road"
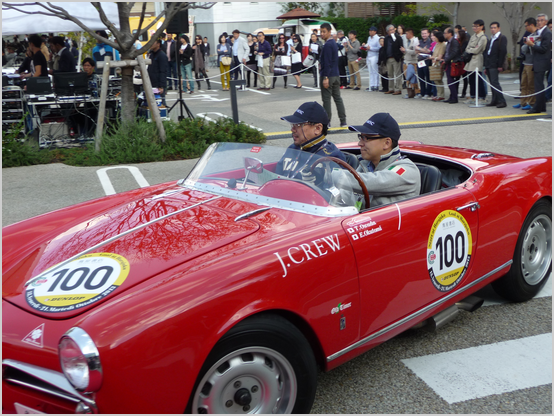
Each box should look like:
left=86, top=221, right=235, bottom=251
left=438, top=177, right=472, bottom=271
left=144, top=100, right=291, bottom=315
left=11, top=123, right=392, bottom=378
left=2, top=69, right=552, bottom=414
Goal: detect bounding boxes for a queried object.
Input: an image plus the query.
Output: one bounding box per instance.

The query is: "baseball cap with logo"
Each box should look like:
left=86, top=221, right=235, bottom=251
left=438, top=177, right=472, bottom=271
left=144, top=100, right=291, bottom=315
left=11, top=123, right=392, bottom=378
left=348, top=112, right=401, bottom=141
left=281, top=102, right=330, bottom=126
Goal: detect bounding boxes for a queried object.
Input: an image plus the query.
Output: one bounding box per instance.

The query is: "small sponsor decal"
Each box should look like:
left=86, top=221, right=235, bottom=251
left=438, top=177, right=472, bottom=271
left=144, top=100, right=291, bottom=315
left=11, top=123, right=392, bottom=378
left=273, top=234, right=341, bottom=278
left=388, top=165, right=406, bottom=176
left=26, top=253, right=130, bottom=313
left=22, top=324, right=45, bottom=348
left=427, top=210, right=473, bottom=292
left=250, top=146, right=262, bottom=153
left=331, top=302, right=352, bottom=315
left=346, top=217, right=382, bottom=241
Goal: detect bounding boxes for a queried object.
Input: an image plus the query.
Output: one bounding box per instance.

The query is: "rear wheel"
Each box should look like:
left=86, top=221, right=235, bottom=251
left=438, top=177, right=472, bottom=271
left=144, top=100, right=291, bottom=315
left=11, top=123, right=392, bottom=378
left=188, top=314, right=317, bottom=414
left=492, top=200, right=552, bottom=302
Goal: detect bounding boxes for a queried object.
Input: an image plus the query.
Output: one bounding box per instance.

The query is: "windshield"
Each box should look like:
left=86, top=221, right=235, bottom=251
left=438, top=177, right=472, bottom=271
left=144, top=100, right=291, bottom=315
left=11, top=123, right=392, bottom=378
left=179, top=142, right=359, bottom=217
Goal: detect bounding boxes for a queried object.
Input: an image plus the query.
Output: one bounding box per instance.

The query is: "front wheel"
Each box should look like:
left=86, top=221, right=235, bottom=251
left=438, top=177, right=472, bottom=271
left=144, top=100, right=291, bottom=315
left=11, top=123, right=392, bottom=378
left=188, top=314, right=317, bottom=414
left=492, top=199, right=552, bottom=302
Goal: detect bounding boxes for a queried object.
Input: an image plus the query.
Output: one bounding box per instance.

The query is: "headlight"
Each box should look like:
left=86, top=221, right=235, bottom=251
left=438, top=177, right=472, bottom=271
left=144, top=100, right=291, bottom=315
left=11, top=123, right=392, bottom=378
left=59, top=327, right=102, bottom=393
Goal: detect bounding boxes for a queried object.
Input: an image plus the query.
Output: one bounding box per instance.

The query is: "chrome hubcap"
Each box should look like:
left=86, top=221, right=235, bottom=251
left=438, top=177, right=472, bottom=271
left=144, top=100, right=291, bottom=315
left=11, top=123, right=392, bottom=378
left=520, top=214, right=552, bottom=285
left=193, top=347, right=297, bottom=414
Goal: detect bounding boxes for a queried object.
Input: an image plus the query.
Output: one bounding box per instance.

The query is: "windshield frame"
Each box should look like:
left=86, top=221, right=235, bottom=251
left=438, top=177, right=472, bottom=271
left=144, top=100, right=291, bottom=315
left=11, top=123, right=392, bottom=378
left=177, top=142, right=359, bottom=218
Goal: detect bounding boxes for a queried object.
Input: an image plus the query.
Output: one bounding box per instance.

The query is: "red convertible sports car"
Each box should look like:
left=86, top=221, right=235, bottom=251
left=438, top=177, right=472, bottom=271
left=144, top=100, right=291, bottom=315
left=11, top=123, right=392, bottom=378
left=2, top=141, right=552, bottom=414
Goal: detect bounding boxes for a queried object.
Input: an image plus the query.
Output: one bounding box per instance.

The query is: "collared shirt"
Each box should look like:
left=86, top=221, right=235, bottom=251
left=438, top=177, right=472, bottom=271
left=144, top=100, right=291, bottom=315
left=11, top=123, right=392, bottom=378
left=488, top=31, right=501, bottom=55
left=232, top=37, right=239, bottom=56
left=366, top=34, right=381, bottom=56
left=166, top=40, right=172, bottom=61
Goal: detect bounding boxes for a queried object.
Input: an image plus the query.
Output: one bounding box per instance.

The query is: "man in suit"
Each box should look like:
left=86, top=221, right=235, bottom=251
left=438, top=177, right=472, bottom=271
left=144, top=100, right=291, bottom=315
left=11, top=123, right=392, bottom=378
left=165, top=33, right=178, bottom=90
left=484, top=22, right=508, bottom=108
left=48, top=36, right=76, bottom=74
left=442, top=27, right=462, bottom=103
left=231, top=29, right=249, bottom=82
left=383, top=24, right=404, bottom=95
left=526, top=13, right=552, bottom=113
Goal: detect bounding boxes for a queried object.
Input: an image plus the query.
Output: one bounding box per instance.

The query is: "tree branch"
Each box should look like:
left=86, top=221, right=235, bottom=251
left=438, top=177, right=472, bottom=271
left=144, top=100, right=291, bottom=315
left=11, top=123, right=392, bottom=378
left=89, top=2, right=121, bottom=40
left=131, top=2, right=148, bottom=43
left=3, top=2, right=120, bottom=49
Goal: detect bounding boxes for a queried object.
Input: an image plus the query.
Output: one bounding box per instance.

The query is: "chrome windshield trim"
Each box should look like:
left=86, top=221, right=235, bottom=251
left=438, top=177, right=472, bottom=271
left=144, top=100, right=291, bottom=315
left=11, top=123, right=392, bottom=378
left=326, top=260, right=513, bottom=363
left=25, top=196, right=222, bottom=286
left=235, top=207, right=272, bottom=222
left=180, top=182, right=359, bottom=218
left=2, top=359, right=97, bottom=409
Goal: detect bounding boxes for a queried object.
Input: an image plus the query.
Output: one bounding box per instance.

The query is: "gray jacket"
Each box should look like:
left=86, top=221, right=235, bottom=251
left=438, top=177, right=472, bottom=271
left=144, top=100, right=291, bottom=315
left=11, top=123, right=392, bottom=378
left=345, top=39, right=361, bottom=62
left=332, top=146, right=421, bottom=209
left=464, top=31, right=487, bottom=72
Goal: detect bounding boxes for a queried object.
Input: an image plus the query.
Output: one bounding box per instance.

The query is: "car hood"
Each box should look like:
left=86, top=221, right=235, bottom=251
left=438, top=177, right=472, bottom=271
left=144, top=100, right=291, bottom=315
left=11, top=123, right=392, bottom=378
left=2, top=187, right=260, bottom=319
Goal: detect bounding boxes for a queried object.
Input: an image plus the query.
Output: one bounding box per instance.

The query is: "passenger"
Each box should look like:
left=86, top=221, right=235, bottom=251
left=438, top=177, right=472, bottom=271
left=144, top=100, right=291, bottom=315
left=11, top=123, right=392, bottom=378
left=332, top=112, right=420, bottom=208
left=276, top=101, right=346, bottom=179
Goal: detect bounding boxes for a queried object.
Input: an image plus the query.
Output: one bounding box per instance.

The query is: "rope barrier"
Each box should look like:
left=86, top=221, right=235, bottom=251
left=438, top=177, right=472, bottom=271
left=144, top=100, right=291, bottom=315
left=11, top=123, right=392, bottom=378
left=164, top=61, right=552, bottom=99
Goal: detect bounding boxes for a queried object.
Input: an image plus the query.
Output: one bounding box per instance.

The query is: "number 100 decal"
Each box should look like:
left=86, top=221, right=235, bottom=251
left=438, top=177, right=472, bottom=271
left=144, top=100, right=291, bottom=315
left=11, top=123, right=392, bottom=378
left=427, top=210, right=473, bottom=292
left=26, top=253, right=130, bottom=313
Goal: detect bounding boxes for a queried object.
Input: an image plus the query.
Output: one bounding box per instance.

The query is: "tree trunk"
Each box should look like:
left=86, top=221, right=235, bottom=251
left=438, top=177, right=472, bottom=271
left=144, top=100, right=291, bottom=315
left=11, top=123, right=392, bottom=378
left=120, top=66, right=135, bottom=123
left=511, top=32, right=519, bottom=72
left=453, top=2, right=460, bottom=26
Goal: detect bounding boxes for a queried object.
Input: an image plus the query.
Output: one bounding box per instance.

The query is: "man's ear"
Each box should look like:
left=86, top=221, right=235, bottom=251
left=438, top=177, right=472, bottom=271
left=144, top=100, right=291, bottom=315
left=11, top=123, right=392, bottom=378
left=383, top=137, right=393, bottom=150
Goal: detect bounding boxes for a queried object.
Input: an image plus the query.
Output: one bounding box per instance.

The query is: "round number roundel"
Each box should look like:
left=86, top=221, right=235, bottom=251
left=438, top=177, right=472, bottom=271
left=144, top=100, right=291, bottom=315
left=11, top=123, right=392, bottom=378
left=427, top=210, right=472, bottom=292
left=26, top=253, right=130, bottom=313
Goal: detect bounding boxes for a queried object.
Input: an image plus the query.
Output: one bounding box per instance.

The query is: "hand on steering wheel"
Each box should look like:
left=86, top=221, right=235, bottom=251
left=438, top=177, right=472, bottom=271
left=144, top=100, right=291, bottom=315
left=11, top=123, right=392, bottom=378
left=310, top=156, right=370, bottom=209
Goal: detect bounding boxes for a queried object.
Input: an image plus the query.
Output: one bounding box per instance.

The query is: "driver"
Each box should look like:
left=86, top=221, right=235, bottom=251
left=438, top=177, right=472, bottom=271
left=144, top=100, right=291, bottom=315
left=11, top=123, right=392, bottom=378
left=276, top=102, right=346, bottom=179
left=333, top=113, right=420, bottom=208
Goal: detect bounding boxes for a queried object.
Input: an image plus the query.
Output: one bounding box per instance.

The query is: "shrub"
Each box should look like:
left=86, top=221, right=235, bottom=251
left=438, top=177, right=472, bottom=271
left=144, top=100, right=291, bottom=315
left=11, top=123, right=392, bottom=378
left=2, top=116, right=51, bottom=168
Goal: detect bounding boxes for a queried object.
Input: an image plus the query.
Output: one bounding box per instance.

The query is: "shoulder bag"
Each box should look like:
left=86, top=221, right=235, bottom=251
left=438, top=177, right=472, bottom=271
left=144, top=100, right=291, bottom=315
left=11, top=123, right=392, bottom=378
left=303, top=54, right=314, bottom=67
left=221, top=56, right=232, bottom=66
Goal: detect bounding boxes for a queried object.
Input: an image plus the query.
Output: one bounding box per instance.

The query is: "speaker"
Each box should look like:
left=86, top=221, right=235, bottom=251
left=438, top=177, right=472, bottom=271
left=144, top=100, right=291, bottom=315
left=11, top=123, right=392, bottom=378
left=166, top=7, right=189, bottom=34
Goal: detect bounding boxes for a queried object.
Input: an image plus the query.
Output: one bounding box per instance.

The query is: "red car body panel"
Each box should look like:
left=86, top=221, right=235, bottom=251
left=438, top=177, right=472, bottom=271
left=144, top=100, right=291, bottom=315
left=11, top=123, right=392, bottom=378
left=2, top=142, right=551, bottom=414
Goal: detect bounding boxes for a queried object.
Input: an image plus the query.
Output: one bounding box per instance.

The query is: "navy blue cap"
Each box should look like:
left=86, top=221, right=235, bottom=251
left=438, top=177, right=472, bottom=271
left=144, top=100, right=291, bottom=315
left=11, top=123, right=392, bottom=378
left=348, top=113, right=401, bottom=141
left=281, top=102, right=329, bottom=126
left=369, top=26, right=378, bottom=32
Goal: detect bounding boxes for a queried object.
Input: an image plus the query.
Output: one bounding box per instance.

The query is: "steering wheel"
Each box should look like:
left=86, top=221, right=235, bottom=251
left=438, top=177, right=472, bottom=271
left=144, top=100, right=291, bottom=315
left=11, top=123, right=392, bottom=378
left=310, top=156, right=370, bottom=209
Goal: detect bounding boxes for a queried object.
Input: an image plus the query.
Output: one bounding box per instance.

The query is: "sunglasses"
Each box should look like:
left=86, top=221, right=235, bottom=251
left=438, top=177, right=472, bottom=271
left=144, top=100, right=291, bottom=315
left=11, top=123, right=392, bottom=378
left=358, top=134, right=386, bottom=142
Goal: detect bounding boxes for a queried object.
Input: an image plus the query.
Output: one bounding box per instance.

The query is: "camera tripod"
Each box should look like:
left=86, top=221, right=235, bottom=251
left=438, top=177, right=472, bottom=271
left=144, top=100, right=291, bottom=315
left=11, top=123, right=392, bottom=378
left=167, top=38, right=194, bottom=121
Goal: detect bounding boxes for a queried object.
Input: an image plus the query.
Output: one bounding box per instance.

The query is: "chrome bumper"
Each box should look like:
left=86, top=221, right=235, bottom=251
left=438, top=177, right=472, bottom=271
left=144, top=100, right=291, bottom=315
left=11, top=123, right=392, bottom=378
left=2, top=359, right=97, bottom=413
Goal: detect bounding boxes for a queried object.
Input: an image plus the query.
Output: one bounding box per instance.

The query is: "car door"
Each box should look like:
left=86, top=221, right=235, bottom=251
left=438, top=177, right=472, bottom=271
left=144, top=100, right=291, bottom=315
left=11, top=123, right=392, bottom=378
left=342, top=187, right=480, bottom=339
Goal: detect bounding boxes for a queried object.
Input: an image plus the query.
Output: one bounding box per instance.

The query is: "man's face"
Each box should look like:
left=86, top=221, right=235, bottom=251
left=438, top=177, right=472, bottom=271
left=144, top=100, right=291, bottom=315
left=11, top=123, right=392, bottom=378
left=444, top=30, right=452, bottom=40
left=473, top=24, right=483, bottom=34
left=406, top=31, right=414, bottom=40
left=257, top=33, right=265, bottom=43
left=151, top=41, right=160, bottom=52
left=388, top=26, right=396, bottom=36
left=203, top=37, right=208, bottom=43
left=490, top=24, right=500, bottom=36
left=320, top=28, right=330, bottom=41
left=537, top=15, right=547, bottom=29
left=167, top=34, right=173, bottom=41
left=83, top=62, right=94, bottom=75
left=358, top=135, right=389, bottom=164
left=348, top=33, right=355, bottom=41
left=525, top=22, right=537, bottom=33
left=233, top=32, right=239, bottom=40
left=421, top=30, right=429, bottom=40
left=369, top=30, right=377, bottom=37
left=291, top=122, right=320, bottom=146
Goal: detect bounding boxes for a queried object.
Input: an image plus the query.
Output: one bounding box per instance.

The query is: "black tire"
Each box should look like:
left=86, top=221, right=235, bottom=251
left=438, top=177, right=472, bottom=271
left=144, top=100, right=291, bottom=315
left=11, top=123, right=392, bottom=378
left=187, top=314, right=317, bottom=414
left=492, top=199, right=552, bottom=302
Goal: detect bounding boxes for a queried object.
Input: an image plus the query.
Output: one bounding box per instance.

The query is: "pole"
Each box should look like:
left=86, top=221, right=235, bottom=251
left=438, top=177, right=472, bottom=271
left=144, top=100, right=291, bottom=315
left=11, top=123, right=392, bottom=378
left=469, top=67, right=485, bottom=108
left=230, top=79, right=246, bottom=123
left=95, top=56, right=111, bottom=152
left=137, top=55, right=166, bottom=142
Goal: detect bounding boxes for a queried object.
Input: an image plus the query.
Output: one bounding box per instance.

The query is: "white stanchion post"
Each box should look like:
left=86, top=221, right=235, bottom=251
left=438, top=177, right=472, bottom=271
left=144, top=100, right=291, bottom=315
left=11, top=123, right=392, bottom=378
left=469, top=67, right=486, bottom=108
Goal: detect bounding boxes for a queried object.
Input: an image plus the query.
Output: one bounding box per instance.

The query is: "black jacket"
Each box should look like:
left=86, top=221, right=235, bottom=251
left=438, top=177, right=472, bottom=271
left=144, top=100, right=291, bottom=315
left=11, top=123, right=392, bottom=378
left=483, top=33, right=508, bottom=69
left=147, top=48, right=169, bottom=89
left=179, top=43, right=193, bottom=66
left=166, top=40, right=177, bottom=61
left=56, top=47, right=77, bottom=73
left=530, top=27, right=552, bottom=72
left=383, top=34, right=403, bottom=62
left=444, top=37, right=461, bottom=63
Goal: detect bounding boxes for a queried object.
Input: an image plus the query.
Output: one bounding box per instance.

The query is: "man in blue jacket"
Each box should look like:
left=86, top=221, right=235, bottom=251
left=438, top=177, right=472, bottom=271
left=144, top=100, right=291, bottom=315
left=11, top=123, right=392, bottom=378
left=319, top=23, right=347, bottom=127
left=147, top=38, right=169, bottom=106
left=276, top=101, right=346, bottom=179
left=92, top=30, right=120, bottom=75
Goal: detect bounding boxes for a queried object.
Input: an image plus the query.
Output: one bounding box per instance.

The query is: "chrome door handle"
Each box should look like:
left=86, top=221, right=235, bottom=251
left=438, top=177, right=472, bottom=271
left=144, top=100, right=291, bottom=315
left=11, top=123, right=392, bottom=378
left=457, top=202, right=480, bottom=212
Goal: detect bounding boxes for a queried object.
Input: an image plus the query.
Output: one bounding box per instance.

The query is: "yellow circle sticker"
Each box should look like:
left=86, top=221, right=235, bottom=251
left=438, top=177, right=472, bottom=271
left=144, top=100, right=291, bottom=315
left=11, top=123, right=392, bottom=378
left=427, top=210, right=472, bottom=292
left=26, top=253, right=130, bottom=313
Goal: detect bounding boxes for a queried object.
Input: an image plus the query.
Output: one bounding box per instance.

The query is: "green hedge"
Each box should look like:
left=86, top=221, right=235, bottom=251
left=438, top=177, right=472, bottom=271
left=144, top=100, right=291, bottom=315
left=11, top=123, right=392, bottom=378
left=3, top=117, right=266, bottom=168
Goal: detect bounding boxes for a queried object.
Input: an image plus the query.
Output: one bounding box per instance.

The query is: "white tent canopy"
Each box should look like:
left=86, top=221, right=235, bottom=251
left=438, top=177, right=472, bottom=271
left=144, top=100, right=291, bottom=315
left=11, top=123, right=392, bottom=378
left=2, top=2, right=120, bottom=35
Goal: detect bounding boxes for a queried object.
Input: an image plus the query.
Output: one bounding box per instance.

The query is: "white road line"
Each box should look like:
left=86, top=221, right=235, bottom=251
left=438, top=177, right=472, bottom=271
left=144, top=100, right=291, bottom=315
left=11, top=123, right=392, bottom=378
left=401, top=333, right=552, bottom=404
left=96, top=166, right=150, bottom=196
